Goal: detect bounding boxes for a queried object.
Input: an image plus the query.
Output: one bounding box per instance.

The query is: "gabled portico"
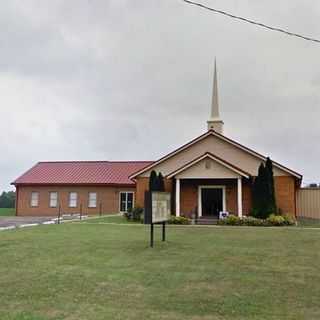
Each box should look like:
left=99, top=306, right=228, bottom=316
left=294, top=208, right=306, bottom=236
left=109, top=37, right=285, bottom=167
left=167, top=153, right=250, bottom=218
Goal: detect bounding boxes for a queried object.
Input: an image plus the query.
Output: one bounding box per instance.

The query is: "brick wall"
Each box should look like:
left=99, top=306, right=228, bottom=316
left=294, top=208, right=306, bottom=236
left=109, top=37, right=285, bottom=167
left=16, top=185, right=135, bottom=216
left=274, top=176, right=296, bottom=215
left=180, top=179, right=251, bottom=217
left=135, top=177, right=173, bottom=208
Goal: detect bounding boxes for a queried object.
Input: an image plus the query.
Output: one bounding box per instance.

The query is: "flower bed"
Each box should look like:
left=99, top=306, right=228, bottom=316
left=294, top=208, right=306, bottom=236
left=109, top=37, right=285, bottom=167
left=217, top=214, right=296, bottom=227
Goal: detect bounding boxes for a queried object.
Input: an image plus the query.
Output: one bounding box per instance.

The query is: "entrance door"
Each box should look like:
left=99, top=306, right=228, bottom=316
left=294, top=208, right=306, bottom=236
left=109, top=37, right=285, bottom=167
left=201, top=188, right=223, bottom=217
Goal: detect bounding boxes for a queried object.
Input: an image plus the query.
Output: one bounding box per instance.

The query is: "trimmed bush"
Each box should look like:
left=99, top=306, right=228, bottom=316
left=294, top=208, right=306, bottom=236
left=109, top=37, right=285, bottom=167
left=217, top=214, right=242, bottom=226
left=266, top=214, right=285, bottom=226
left=217, top=214, right=295, bottom=227
left=132, top=206, right=144, bottom=221
left=283, top=214, right=296, bottom=226
left=123, top=206, right=144, bottom=222
left=168, top=215, right=190, bottom=225
left=242, top=216, right=266, bottom=226
left=123, top=211, right=132, bottom=220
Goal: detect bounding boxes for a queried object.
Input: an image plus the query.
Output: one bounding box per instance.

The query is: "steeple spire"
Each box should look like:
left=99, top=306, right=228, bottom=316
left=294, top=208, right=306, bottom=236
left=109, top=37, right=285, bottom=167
left=207, top=59, right=224, bottom=134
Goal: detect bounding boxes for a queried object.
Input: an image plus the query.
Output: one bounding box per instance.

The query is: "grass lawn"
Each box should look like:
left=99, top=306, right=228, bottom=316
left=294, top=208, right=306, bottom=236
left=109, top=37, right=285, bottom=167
left=297, top=217, right=320, bottom=228
left=0, top=207, right=15, bottom=217
left=0, top=223, right=320, bottom=320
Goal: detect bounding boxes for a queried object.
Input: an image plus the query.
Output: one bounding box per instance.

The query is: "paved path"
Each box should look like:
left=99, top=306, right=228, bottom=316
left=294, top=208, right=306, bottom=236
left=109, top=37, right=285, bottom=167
left=0, top=217, right=55, bottom=228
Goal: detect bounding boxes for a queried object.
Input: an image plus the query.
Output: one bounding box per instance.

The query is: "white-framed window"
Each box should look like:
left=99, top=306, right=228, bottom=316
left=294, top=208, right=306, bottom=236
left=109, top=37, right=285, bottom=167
left=69, top=192, right=78, bottom=208
left=88, top=192, right=97, bottom=208
left=30, top=192, right=39, bottom=207
left=49, top=192, right=58, bottom=208
left=119, top=192, right=134, bottom=212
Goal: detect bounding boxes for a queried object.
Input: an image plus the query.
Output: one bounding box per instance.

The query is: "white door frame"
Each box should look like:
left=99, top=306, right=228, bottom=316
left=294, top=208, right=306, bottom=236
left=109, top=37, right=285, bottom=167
left=119, top=191, right=135, bottom=213
left=198, top=185, right=226, bottom=217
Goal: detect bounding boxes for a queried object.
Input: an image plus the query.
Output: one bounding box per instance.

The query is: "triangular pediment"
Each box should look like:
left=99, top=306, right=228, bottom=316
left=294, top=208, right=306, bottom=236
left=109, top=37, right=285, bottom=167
left=130, top=130, right=302, bottom=179
left=166, top=153, right=250, bottom=179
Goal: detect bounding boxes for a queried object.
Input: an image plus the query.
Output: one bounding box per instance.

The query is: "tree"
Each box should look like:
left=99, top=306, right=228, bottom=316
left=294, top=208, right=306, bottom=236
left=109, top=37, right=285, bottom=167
left=0, top=191, right=15, bottom=208
left=252, top=160, right=276, bottom=219
left=149, top=170, right=158, bottom=191
left=149, top=171, right=165, bottom=192
left=158, top=172, right=165, bottom=191
left=265, top=157, right=277, bottom=213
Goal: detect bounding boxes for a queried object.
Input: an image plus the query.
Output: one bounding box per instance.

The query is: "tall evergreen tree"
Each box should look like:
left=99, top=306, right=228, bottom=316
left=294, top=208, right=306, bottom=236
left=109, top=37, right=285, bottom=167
left=265, top=157, right=277, bottom=213
left=149, top=170, right=158, bottom=191
left=158, top=172, right=165, bottom=191
left=252, top=162, right=275, bottom=219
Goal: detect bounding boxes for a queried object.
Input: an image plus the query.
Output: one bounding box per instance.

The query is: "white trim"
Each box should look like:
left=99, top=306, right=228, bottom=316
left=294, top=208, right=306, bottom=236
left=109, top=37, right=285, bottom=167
left=129, top=131, right=302, bottom=179
left=237, top=178, right=243, bottom=218
left=176, top=179, right=180, bottom=217
left=119, top=191, right=135, bottom=213
left=198, top=185, right=226, bottom=217
left=167, top=153, right=249, bottom=179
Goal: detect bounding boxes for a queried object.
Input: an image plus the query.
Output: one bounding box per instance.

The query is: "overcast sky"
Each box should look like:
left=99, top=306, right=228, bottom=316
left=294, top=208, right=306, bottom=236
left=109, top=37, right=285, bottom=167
left=1, top=0, right=320, bottom=190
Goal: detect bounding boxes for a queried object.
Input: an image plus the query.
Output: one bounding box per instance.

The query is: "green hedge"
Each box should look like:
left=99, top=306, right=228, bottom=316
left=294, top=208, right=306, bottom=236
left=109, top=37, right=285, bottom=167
left=217, top=214, right=296, bottom=227
left=168, top=216, right=190, bottom=225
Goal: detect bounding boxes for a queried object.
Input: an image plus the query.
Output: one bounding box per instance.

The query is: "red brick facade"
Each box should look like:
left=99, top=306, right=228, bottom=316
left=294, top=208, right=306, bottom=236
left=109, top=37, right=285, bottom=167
left=135, top=176, right=296, bottom=217
left=16, top=185, right=135, bottom=216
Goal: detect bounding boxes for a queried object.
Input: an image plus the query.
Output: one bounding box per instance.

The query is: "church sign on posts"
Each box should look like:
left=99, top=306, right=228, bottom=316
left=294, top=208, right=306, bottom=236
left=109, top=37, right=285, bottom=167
left=144, top=191, right=171, bottom=247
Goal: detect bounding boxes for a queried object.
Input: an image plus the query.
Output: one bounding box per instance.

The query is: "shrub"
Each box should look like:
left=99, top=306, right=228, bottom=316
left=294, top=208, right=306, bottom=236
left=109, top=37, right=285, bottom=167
left=266, top=214, right=285, bottom=226
left=132, top=206, right=144, bottom=221
left=282, top=214, right=296, bottom=226
left=123, top=206, right=144, bottom=222
left=242, top=216, right=266, bottom=226
left=217, top=214, right=242, bottom=226
left=217, top=214, right=295, bottom=227
left=168, top=215, right=190, bottom=225
left=123, top=211, right=132, bottom=220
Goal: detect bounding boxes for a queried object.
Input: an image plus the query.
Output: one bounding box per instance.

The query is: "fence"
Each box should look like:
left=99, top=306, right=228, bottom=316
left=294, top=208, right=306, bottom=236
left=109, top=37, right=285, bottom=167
left=297, top=188, right=320, bottom=219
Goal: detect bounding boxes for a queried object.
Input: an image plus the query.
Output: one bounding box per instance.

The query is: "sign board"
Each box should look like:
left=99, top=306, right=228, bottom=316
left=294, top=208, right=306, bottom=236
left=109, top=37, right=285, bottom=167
left=219, top=211, right=229, bottom=219
left=144, top=191, right=171, bottom=224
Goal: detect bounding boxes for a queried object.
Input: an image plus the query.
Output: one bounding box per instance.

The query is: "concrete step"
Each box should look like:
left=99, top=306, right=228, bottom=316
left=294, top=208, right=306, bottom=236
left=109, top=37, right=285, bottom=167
left=196, top=217, right=219, bottom=225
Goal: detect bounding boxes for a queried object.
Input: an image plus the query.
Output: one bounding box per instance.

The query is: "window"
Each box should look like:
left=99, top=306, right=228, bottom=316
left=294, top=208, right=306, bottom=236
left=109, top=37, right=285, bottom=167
left=88, top=192, right=97, bottom=208
left=120, top=192, right=134, bottom=212
left=30, top=192, right=39, bottom=207
left=69, top=192, right=78, bottom=208
left=49, top=192, right=58, bottom=208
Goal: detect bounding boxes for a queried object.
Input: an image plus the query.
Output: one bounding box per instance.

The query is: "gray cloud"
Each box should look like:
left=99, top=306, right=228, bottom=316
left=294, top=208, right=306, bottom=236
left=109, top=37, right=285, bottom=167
left=1, top=0, right=320, bottom=190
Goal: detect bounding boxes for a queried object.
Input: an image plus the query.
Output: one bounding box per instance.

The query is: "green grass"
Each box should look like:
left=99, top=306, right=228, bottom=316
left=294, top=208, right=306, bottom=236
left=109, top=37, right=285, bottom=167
left=0, top=223, right=320, bottom=320
left=0, top=207, right=15, bottom=217
left=297, top=217, right=320, bottom=228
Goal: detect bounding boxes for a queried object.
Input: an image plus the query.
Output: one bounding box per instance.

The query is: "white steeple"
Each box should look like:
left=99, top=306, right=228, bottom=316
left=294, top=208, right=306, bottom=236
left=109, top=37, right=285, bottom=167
left=207, top=59, right=224, bottom=134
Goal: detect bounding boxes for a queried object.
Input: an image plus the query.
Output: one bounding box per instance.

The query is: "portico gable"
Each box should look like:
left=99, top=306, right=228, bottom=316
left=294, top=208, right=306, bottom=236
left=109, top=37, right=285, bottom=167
left=166, top=153, right=250, bottom=218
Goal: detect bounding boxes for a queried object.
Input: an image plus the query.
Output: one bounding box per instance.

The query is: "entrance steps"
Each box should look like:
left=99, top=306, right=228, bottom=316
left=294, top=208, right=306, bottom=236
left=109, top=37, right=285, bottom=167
left=196, top=216, right=219, bottom=225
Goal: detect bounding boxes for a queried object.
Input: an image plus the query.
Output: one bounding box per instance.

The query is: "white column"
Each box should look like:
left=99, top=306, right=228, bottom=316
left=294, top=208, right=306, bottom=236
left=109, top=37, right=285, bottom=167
left=176, top=178, right=180, bottom=217
left=237, top=177, right=243, bottom=218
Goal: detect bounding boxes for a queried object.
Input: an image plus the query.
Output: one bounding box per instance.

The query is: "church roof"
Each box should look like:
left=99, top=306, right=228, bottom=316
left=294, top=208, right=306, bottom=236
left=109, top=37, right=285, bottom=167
left=12, top=161, right=153, bottom=186
left=129, top=130, right=302, bottom=180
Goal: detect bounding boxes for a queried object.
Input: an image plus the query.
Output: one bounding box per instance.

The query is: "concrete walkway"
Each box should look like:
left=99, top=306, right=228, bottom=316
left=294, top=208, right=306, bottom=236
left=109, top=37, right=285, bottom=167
left=0, top=216, right=55, bottom=228
left=0, top=214, right=88, bottom=231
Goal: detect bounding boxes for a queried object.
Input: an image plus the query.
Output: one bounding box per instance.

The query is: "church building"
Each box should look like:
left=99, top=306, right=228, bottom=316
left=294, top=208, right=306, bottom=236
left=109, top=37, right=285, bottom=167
left=12, top=63, right=302, bottom=217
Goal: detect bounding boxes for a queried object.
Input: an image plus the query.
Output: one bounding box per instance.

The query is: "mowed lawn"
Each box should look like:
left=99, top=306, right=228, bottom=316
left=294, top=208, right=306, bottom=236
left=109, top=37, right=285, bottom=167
left=1, top=222, right=320, bottom=320
left=0, top=207, right=15, bottom=217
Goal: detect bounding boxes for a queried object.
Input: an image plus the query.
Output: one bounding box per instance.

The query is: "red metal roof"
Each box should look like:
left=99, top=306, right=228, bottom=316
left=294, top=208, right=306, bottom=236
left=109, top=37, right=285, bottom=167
left=12, top=161, right=153, bottom=186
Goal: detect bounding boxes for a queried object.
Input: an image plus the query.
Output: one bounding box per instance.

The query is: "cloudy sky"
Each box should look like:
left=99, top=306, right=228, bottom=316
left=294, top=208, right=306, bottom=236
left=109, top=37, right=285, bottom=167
left=1, top=0, right=320, bottom=190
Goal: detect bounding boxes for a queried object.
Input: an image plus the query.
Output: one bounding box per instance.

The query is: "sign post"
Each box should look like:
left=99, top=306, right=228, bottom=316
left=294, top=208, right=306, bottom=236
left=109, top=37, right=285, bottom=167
left=144, top=191, right=171, bottom=247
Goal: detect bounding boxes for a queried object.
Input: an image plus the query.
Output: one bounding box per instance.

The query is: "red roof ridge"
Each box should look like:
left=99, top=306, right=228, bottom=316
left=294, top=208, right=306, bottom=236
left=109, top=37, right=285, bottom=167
left=37, top=160, right=154, bottom=164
